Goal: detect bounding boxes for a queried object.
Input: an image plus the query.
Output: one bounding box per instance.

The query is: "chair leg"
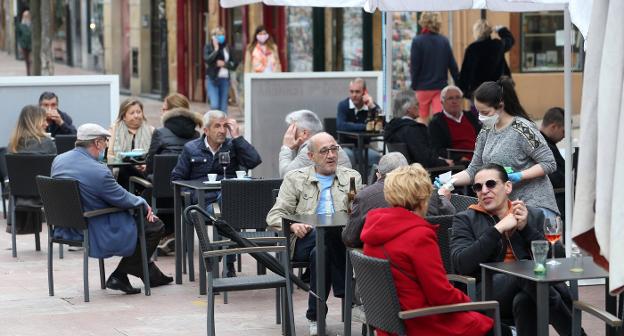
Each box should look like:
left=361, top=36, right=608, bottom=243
left=11, top=197, right=17, bottom=258
left=237, top=253, right=242, bottom=272
left=48, top=240, right=54, bottom=296
left=187, top=223, right=195, bottom=282
left=207, top=278, right=216, bottom=336
left=83, top=240, right=89, bottom=302
left=35, top=230, right=41, bottom=251
left=99, top=258, right=106, bottom=289
left=59, top=243, right=64, bottom=259
left=138, top=218, right=151, bottom=296
left=2, top=197, right=6, bottom=219
left=275, top=288, right=281, bottom=325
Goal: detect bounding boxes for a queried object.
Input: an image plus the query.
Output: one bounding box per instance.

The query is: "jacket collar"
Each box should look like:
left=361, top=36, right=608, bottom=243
left=302, top=165, right=349, bottom=186
left=469, top=200, right=513, bottom=217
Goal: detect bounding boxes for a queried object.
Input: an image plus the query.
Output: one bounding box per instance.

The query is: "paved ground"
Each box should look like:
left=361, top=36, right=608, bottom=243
left=0, top=52, right=609, bottom=335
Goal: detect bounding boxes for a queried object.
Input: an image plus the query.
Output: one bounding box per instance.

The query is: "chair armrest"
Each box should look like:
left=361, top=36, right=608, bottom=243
left=399, top=300, right=499, bottom=320
left=129, top=176, right=152, bottom=193
left=202, top=245, right=287, bottom=259
left=446, top=148, right=474, bottom=158
left=573, top=301, right=623, bottom=327
left=84, top=207, right=126, bottom=218
left=212, top=202, right=221, bottom=218
left=447, top=274, right=477, bottom=301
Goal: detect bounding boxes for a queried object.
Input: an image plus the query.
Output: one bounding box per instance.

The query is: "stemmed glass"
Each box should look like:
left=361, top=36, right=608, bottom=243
left=544, top=216, right=562, bottom=265
left=218, top=152, right=230, bottom=180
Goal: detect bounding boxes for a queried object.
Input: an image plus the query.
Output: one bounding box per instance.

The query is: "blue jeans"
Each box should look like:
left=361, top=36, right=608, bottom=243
left=293, top=229, right=346, bottom=321
left=206, top=76, right=230, bottom=113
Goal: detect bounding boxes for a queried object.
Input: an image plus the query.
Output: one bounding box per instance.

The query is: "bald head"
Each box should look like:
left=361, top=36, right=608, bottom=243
left=308, top=132, right=335, bottom=153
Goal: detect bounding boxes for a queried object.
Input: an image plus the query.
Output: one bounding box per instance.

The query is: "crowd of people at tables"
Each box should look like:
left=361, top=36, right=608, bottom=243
left=4, top=15, right=572, bottom=336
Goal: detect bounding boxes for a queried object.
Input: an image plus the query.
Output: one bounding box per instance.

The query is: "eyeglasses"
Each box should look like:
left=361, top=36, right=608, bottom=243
left=318, top=145, right=341, bottom=156
left=444, top=96, right=463, bottom=101
left=472, top=179, right=499, bottom=193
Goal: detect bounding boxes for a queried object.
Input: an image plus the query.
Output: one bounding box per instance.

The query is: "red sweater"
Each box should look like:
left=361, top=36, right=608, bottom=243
left=445, top=113, right=477, bottom=160
left=361, top=207, right=493, bottom=336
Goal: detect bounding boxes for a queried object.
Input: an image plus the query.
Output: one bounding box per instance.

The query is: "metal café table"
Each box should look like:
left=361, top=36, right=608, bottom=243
left=336, top=130, right=383, bottom=179
left=105, top=158, right=145, bottom=168
left=282, top=212, right=349, bottom=336
left=481, top=257, right=616, bottom=336
left=172, top=179, right=221, bottom=291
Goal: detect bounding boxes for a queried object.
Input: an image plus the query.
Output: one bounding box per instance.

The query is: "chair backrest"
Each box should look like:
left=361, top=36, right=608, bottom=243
left=323, top=117, right=338, bottom=139
left=185, top=206, right=218, bottom=271
left=350, top=250, right=406, bottom=335
left=53, top=135, right=77, bottom=154
left=426, top=215, right=455, bottom=274
left=36, top=176, right=88, bottom=231
left=6, top=154, right=56, bottom=198
left=386, top=142, right=412, bottom=162
left=221, top=178, right=283, bottom=231
left=0, top=147, right=7, bottom=187
left=152, top=154, right=180, bottom=198
left=450, top=194, right=478, bottom=212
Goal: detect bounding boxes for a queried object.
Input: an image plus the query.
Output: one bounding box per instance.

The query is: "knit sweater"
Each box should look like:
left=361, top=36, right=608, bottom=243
left=465, top=117, right=559, bottom=214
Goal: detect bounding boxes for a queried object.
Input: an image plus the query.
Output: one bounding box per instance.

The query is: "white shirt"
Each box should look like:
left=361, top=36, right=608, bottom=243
left=442, top=109, right=464, bottom=123
left=204, top=137, right=222, bottom=156
left=349, top=99, right=369, bottom=117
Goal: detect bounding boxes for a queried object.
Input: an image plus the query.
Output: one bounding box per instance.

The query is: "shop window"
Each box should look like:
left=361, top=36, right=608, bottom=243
left=520, top=12, right=584, bottom=72
left=390, top=12, right=419, bottom=92
left=342, top=8, right=363, bottom=71
left=287, top=7, right=313, bottom=72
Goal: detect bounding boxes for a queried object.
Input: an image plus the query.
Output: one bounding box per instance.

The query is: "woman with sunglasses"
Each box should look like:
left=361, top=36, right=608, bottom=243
left=449, top=77, right=559, bottom=218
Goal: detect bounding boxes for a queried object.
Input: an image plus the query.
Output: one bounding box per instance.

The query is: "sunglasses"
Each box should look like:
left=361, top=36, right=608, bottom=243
left=472, top=179, right=499, bottom=193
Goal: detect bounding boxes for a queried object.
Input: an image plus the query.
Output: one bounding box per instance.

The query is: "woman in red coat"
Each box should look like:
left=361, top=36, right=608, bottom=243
left=361, top=163, right=494, bottom=336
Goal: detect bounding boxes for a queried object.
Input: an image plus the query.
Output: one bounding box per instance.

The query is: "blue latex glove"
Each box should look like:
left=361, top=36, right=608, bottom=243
left=433, top=177, right=444, bottom=189
left=508, top=172, right=523, bottom=184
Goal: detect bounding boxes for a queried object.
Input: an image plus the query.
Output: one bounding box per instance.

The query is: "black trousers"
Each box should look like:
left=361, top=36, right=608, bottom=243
left=477, top=273, right=574, bottom=336
left=115, top=216, right=164, bottom=279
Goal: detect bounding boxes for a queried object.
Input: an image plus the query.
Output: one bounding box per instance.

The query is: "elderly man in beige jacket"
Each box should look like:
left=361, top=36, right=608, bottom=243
left=267, top=132, right=361, bottom=336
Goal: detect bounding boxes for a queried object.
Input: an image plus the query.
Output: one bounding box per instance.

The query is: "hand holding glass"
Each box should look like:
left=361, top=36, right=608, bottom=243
left=531, top=240, right=549, bottom=274
left=544, top=216, right=562, bottom=265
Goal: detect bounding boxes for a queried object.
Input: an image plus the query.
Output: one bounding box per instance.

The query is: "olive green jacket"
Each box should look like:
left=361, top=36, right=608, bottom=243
left=266, top=165, right=362, bottom=257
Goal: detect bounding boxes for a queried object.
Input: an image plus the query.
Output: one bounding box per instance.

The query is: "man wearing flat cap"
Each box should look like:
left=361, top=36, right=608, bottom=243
left=51, top=123, right=172, bottom=294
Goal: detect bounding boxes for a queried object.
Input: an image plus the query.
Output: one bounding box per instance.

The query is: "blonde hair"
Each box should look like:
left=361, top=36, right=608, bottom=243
left=164, top=93, right=190, bottom=111
left=418, top=12, right=441, bottom=33
left=384, top=164, right=432, bottom=213
left=116, top=97, right=145, bottom=123
left=210, top=26, right=225, bottom=37
left=8, top=105, right=47, bottom=153
left=473, top=20, right=493, bottom=41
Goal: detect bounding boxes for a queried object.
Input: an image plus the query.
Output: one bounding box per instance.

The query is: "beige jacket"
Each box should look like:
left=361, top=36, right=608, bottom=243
left=266, top=165, right=362, bottom=258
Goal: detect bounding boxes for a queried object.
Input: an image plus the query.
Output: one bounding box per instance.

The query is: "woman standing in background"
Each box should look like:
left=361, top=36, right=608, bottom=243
left=244, top=25, right=282, bottom=74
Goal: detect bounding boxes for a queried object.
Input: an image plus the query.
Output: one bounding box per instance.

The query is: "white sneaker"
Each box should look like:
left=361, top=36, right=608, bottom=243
left=509, top=326, right=517, bottom=336
left=308, top=320, right=317, bottom=336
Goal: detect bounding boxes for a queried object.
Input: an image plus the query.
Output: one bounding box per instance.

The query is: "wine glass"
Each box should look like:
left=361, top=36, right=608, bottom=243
left=218, top=151, right=230, bottom=180
left=544, top=216, right=562, bottom=265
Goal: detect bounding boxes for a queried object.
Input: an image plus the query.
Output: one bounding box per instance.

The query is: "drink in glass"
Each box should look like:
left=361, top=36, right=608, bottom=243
left=218, top=152, right=230, bottom=180
left=531, top=240, right=549, bottom=275
left=570, top=245, right=584, bottom=273
left=544, top=216, right=562, bottom=265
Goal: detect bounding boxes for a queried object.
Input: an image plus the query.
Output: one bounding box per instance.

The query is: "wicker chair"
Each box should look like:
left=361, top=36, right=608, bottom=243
left=450, top=194, right=478, bottom=212
left=350, top=250, right=501, bottom=335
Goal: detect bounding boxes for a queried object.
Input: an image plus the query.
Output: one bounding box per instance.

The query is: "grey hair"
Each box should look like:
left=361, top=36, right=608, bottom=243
left=350, top=77, right=367, bottom=90
left=284, top=110, right=323, bottom=134
left=203, top=110, right=227, bottom=128
left=378, top=152, right=409, bottom=176
left=393, top=90, right=417, bottom=118
left=441, top=85, right=463, bottom=102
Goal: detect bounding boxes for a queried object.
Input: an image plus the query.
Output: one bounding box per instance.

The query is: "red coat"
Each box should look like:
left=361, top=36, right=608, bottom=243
left=361, top=207, right=493, bottom=336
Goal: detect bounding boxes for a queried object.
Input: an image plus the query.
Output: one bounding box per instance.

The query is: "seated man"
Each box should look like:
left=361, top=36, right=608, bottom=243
left=342, top=152, right=456, bottom=248
left=539, top=107, right=565, bottom=216
left=279, top=109, right=351, bottom=177
left=429, top=85, right=481, bottom=163
left=384, top=89, right=454, bottom=168
left=171, top=109, right=262, bottom=276
left=52, top=124, right=172, bottom=294
left=39, top=91, right=77, bottom=137
left=336, top=77, right=381, bottom=168
left=266, top=132, right=361, bottom=336
left=451, top=163, right=575, bottom=336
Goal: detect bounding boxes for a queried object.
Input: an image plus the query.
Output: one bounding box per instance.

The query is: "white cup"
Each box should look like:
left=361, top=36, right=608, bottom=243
left=236, top=170, right=246, bottom=179
left=208, top=173, right=217, bottom=182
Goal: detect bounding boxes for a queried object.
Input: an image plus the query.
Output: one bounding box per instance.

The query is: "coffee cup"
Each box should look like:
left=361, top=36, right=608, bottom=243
left=208, top=173, right=217, bottom=182
left=236, top=170, right=246, bottom=179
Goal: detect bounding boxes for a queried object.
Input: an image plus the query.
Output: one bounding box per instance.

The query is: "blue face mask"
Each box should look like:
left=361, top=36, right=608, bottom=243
left=216, top=35, right=225, bottom=44
left=98, top=149, right=105, bottom=162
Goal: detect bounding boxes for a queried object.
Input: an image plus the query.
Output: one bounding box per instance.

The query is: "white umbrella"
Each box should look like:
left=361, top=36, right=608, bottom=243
left=572, top=0, right=624, bottom=295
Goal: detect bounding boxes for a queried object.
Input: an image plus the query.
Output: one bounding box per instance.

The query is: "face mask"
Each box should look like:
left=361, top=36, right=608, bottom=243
left=479, top=113, right=499, bottom=128
left=256, top=34, right=269, bottom=44
left=97, top=148, right=106, bottom=161
left=216, top=35, right=225, bottom=44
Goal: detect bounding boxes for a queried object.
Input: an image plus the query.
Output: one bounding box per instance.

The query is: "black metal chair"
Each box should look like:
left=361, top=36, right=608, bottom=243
left=36, top=176, right=151, bottom=302
left=184, top=205, right=295, bottom=336
left=349, top=249, right=501, bottom=336
left=450, top=194, right=478, bottom=212
left=5, top=154, right=56, bottom=257
left=386, top=142, right=412, bottom=162
left=53, top=134, right=77, bottom=154
left=128, top=154, right=179, bottom=215
left=427, top=215, right=477, bottom=300
left=0, top=147, right=8, bottom=219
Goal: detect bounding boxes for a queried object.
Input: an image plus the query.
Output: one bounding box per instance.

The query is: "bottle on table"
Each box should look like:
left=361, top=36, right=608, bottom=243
left=365, top=110, right=375, bottom=132
left=347, top=176, right=357, bottom=214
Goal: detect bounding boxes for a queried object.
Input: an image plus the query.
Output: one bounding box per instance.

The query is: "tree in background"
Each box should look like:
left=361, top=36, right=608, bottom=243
left=29, top=0, right=54, bottom=75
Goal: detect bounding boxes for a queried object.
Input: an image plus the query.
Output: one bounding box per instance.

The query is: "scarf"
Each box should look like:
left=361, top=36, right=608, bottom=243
left=251, top=44, right=274, bottom=73
left=113, top=120, right=152, bottom=154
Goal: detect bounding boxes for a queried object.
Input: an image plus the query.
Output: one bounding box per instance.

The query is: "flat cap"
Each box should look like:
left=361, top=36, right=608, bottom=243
left=77, top=123, right=111, bottom=141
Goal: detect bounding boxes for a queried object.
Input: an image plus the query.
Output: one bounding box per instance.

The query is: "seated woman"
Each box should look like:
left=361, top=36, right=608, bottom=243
left=7, top=105, right=57, bottom=234
left=108, top=97, right=154, bottom=189
left=360, top=163, right=496, bottom=336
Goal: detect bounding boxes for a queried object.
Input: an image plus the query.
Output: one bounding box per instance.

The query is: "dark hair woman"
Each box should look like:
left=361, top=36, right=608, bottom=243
left=244, top=25, right=282, bottom=73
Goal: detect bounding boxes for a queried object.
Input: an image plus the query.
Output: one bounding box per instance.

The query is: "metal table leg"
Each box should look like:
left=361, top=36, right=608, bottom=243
left=317, top=228, right=326, bottom=336
left=536, top=282, right=549, bottom=336
left=174, top=184, right=182, bottom=284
